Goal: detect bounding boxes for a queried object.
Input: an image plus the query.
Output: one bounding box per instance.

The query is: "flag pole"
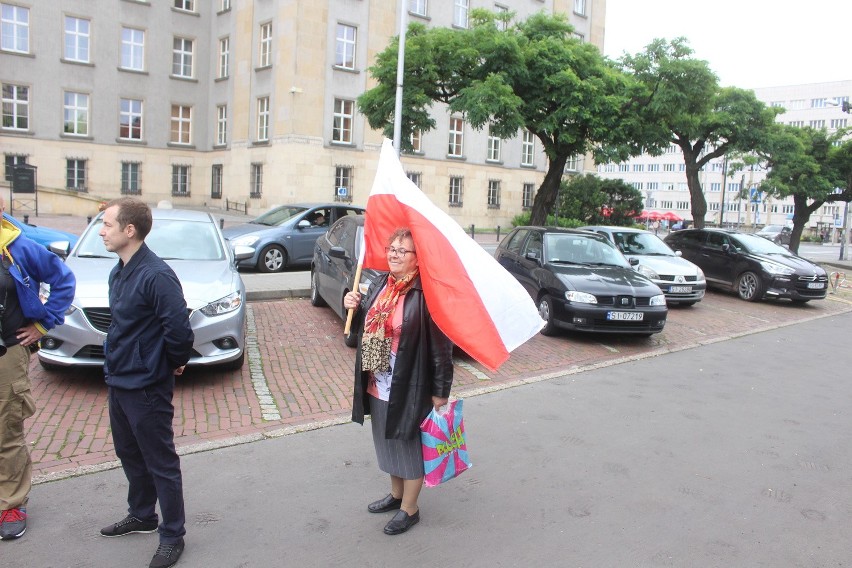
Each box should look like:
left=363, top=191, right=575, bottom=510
left=392, top=0, right=407, bottom=154
left=344, top=238, right=367, bottom=335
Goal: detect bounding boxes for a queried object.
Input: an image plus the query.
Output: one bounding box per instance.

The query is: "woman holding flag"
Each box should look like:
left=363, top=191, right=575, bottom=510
left=343, top=227, right=454, bottom=536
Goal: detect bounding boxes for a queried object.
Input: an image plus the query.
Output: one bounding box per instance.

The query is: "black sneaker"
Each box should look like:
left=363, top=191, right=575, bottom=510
left=0, top=507, right=27, bottom=540
left=100, top=515, right=158, bottom=537
left=149, top=538, right=185, bottom=568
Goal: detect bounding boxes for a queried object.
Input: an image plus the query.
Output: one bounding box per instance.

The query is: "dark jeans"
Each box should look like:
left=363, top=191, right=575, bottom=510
left=108, top=380, right=185, bottom=543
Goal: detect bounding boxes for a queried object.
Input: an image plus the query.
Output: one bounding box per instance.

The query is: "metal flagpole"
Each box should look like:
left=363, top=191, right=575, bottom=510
left=392, top=0, right=407, bottom=155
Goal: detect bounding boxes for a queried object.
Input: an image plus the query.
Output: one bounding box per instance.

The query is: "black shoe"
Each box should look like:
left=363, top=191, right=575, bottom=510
left=149, top=538, right=185, bottom=568
left=100, top=515, right=158, bottom=538
left=383, top=509, right=420, bottom=535
left=367, top=494, right=402, bottom=514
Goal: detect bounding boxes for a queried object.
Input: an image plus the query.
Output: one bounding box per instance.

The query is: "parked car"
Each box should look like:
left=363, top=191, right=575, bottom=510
left=311, top=215, right=380, bottom=347
left=495, top=227, right=668, bottom=336
left=580, top=226, right=706, bottom=306
left=754, top=224, right=792, bottom=245
left=664, top=228, right=827, bottom=302
left=3, top=212, right=79, bottom=251
left=223, top=203, right=365, bottom=272
left=38, top=208, right=253, bottom=371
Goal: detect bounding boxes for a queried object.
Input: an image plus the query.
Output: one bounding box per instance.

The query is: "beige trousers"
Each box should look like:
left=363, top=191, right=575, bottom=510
left=0, top=344, right=34, bottom=511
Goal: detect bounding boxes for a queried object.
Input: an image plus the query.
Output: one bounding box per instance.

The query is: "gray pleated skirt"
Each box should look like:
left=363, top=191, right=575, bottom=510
left=369, top=396, right=425, bottom=480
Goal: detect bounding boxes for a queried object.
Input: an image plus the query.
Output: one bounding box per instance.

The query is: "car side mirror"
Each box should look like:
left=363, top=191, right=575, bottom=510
left=48, top=241, right=71, bottom=258
left=297, top=219, right=311, bottom=229
left=329, top=246, right=348, bottom=259
left=525, top=249, right=541, bottom=262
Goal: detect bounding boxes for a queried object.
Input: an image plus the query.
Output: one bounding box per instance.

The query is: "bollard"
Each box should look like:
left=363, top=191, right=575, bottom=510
left=220, top=218, right=224, bottom=230
left=469, top=224, right=475, bottom=239
left=23, top=214, right=29, bottom=224
left=496, top=225, right=501, bottom=241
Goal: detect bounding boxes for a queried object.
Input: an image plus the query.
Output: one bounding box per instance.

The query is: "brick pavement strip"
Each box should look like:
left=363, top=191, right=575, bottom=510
left=25, top=290, right=852, bottom=483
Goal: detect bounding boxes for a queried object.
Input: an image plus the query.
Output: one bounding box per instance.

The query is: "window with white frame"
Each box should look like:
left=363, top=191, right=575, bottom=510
left=4, top=154, right=27, bottom=181
left=64, top=16, right=90, bottom=62
left=2, top=83, right=29, bottom=130
left=809, top=119, right=825, bottom=128
left=728, top=182, right=740, bottom=193
left=633, top=163, right=644, bottom=172
left=256, top=96, right=269, bottom=141
left=678, top=164, right=685, bottom=172
left=495, top=5, right=509, bottom=31
left=63, top=91, right=88, bottom=136
left=647, top=163, right=659, bottom=172
left=218, top=37, right=229, bottom=78
left=522, top=183, right=534, bottom=209
left=216, top=105, right=227, bottom=145
left=660, top=200, right=673, bottom=209
left=708, top=202, right=719, bottom=212
left=170, top=104, right=191, bottom=145
left=449, top=176, right=463, bottom=206
left=335, top=23, right=356, bottom=69
left=574, top=0, right=586, bottom=15
left=335, top=166, right=353, bottom=201
left=171, top=165, right=190, bottom=196
left=211, top=164, right=223, bottom=198
left=121, top=27, right=145, bottom=71
left=789, top=99, right=806, bottom=110
left=789, top=120, right=804, bottom=127
left=630, top=182, right=642, bottom=190
left=66, top=159, right=86, bottom=191
left=811, top=98, right=826, bottom=108
left=259, top=22, right=272, bottom=67
left=831, top=118, right=847, bottom=129
left=121, top=162, right=141, bottom=195
left=662, top=182, right=675, bottom=191
left=250, top=163, right=263, bottom=197
left=174, top=0, right=194, bottom=12
left=453, top=0, right=469, bottom=28
left=119, top=98, right=143, bottom=140
left=1, top=4, right=29, bottom=53
left=410, top=129, right=422, bottom=153
left=487, top=180, right=501, bottom=208
left=663, top=163, right=675, bottom=172
left=677, top=182, right=687, bottom=191
left=220, top=0, right=231, bottom=10
left=521, top=130, right=535, bottom=166
left=618, top=163, right=629, bottom=172
left=565, top=155, right=580, bottom=171
left=487, top=128, right=501, bottom=162
left=666, top=144, right=678, bottom=154
left=172, top=37, right=194, bottom=78
left=332, top=98, right=354, bottom=143
left=410, top=0, right=427, bottom=17
left=407, top=171, right=421, bottom=188
left=646, top=182, right=658, bottom=190
left=448, top=117, right=464, bottom=157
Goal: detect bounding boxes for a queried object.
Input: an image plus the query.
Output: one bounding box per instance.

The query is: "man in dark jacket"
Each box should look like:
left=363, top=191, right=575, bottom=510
left=97, top=198, right=193, bottom=568
left=0, top=196, right=75, bottom=541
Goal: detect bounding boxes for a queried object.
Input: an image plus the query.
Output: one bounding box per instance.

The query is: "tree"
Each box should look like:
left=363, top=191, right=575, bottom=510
left=558, top=174, right=643, bottom=226
left=618, top=39, right=780, bottom=228
left=357, top=10, right=641, bottom=225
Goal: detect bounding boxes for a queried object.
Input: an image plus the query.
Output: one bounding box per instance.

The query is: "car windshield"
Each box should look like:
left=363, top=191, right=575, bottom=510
left=544, top=233, right=630, bottom=268
left=733, top=233, right=791, bottom=255
left=611, top=231, right=675, bottom=256
left=75, top=218, right=225, bottom=261
left=251, top=206, right=307, bottom=226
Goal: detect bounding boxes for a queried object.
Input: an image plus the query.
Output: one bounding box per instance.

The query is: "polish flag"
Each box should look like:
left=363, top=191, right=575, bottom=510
left=362, top=139, right=543, bottom=371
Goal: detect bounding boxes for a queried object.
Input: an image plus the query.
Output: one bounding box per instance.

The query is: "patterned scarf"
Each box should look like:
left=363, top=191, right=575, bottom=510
left=361, top=269, right=419, bottom=372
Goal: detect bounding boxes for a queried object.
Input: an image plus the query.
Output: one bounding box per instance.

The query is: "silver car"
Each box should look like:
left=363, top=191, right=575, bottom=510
left=581, top=226, right=707, bottom=306
left=39, top=208, right=253, bottom=371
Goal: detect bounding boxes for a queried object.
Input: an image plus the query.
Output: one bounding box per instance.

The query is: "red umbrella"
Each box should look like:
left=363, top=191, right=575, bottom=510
left=660, top=211, right=682, bottom=222
left=636, top=210, right=663, bottom=221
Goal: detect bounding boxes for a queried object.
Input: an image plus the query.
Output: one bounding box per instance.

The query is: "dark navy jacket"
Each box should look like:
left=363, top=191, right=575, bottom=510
left=105, top=243, right=194, bottom=390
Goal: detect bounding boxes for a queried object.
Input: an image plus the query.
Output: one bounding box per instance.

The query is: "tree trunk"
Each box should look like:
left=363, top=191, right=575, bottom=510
left=684, top=158, right=707, bottom=229
left=529, top=153, right=570, bottom=226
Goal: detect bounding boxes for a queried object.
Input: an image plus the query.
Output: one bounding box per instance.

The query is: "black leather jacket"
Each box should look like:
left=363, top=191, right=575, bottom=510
left=351, top=273, right=454, bottom=440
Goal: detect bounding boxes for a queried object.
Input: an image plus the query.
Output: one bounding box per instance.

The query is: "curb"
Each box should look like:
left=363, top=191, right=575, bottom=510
left=246, top=288, right=310, bottom=302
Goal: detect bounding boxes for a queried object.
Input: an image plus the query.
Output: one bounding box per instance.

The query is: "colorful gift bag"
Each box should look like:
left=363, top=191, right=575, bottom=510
left=420, top=399, right=472, bottom=487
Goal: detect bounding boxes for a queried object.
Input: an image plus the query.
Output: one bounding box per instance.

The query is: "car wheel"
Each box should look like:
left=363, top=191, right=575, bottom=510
left=258, top=244, right=287, bottom=273
left=736, top=271, right=764, bottom=302
left=219, top=351, right=245, bottom=371
left=537, top=295, right=558, bottom=336
left=310, top=270, right=326, bottom=307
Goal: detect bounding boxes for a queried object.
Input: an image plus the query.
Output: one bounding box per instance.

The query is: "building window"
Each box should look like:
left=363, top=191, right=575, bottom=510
left=258, top=22, right=272, bottom=67
left=2, top=84, right=29, bottom=131
left=453, top=0, right=469, bottom=28
left=220, top=0, right=231, bottom=10
left=216, top=105, right=227, bottom=145
left=174, top=0, right=194, bottom=12
left=831, top=118, right=847, bottom=129
left=170, top=105, right=191, bottom=144
left=332, top=98, right=354, bottom=144
left=250, top=163, right=263, bottom=198
left=663, top=163, right=675, bottom=172
left=121, top=162, right=141, bottom=195
left=809, top=119, right=825, bottom=128
left=647, top=163, right=659, bottom=172
left=521, top=130, right=534, bottom=166
left=335, top=23, right=356, bottom=69
left=172, top=37, right=194, bottom=78
left=63, top=91, right=89, bottom=136
left=171, top=165, right=190, bottom=196
left=811, top=98, right=826, bottom=108
left=410, top=0, right=427, bottom=17
left=335, top=166, right=353, bottom=202
left=449, top=176, right=463, bottom=207
left=448, top=117, right=464, bottom=157
left=1, top=4, right=29, bottom=53
left=66, top=159, right=86, bottom=191
left=211, top=164, right=223, bottom=198
left=574, top=0, right=586, bottom=15
left=64, top=16, right=90, bottom=62
left=646, top=182, right=658, bottom=190
left=487, top=128, right=501, bottom=162
left=407, top=171, right=422, bottom=188
left=119, top=98, right=143, bottom=140
left=256, top=96, right=269, bottom=141
left=633, top=163, right=644, bottom=172
left=410, top=129, right=422, bottom=153
left=495, top=5, right=509, bottom=31
left=218, top=37, right=229, bottom=78
left=522, top=183, right=534, bottom=209
left=121, top=27, right=145, bottom=71
left=4, top=154, right=26, bottom=181
left=487, top=180, right=501, bottom=209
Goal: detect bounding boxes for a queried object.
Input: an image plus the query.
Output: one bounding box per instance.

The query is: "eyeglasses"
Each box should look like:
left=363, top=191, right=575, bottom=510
left=385, top=246, right=416, bottom=257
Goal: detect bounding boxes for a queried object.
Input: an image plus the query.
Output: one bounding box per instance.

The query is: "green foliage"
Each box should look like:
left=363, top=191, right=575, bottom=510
left=557, top=174, right=643, bottom=226
left=510, top=211, right=584, bottom=228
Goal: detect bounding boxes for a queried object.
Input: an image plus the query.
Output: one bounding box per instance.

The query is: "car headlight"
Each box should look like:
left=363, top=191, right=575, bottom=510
left=200, top=291, right=243, bottom=317
left=64, top=305, right=79, bottom=316
left=637, top=265, right=659, bottom=280
left=565, top=290, right=597, bottom=304
left=759, top=260, right=795, bottom=276
left=649, top=294, right=667, bottom=306
left=231, top=235, right=260, bottom=248
left=695, top=267, right=705, bottom=281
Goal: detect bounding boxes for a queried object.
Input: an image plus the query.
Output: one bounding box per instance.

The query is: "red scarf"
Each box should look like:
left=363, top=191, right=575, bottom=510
left=361, top=269, right=419, bottom=372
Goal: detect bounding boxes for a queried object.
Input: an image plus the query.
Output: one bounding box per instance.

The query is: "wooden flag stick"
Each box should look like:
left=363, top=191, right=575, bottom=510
left=344, top=260, right=364, bottom=335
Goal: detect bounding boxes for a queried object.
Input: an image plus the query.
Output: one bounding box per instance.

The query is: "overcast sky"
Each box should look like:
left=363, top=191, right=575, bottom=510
left=603, top=0, right=851, bottom=90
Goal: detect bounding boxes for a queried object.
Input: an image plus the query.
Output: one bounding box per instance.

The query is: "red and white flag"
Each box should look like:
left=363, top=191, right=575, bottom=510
left=363, top=139, right=543, bottom=371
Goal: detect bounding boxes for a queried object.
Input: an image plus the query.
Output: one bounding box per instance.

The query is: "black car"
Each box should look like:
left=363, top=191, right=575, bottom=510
left=311, top=215, right=380, bottom=347
left=495, top=227, right=668, bottom=336
left=664, top=228, right=827, bottom=302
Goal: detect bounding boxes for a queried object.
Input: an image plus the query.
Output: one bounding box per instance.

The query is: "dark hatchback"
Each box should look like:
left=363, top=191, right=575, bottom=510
left=495, top=227, right=668, bottom=336
left=311, top=215, right=380, bottom=347
left=664, top=228, right=827, bottom=302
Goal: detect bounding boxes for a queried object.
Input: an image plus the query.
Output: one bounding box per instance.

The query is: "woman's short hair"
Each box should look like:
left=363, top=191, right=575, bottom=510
left=106, top=197, right=153, bottom=240
left=387, top=227, right=413, bottom=246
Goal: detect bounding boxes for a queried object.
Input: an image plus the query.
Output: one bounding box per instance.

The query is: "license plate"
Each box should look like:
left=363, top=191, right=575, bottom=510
left=807, top=282, right=825, bottom=289
left=607, top=311, right=644, bottom=321
left=669, top=286, right=692, bottom=293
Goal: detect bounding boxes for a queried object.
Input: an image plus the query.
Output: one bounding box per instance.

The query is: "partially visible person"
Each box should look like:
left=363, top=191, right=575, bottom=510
left=312, top=213, right=327, bottom=226
left=343, top=227, right=454, bottom=536
left=0, top=196, right=75, bottom=540
left=97, top=198, right=194, bottom=568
